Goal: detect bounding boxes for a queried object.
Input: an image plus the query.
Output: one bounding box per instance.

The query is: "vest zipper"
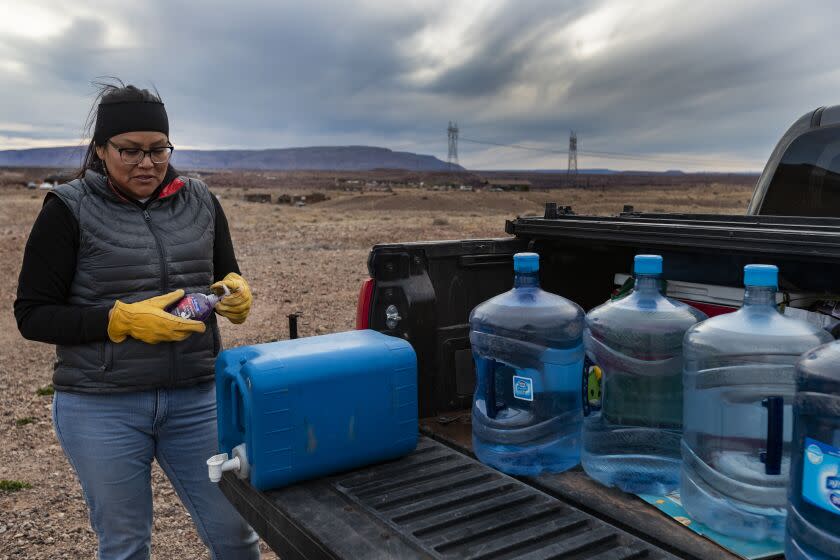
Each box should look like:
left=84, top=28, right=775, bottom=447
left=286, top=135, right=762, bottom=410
left=142, top=210, right=169, bottom=290
left=100, top=340, right=114, bottom=373
left=142, top=209, right=177, bottom=388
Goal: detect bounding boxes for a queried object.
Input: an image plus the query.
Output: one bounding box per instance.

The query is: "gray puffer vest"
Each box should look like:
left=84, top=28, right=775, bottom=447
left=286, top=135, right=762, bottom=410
left=50, top=170, right=220, bottom=393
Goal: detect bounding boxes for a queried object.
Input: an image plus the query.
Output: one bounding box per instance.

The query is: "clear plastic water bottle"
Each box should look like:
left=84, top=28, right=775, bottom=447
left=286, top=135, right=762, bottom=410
left=681, top=264, right=833, bottom=542
left=470, top=252, right=585, bottom=475
left=581, top=255, right=707, bottom=494
left=786, top=342, right=840, bottom=560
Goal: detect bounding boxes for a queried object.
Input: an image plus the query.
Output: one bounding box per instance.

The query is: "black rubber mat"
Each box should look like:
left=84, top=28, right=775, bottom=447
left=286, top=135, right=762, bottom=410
left=333, top=438, right=676, bottom=560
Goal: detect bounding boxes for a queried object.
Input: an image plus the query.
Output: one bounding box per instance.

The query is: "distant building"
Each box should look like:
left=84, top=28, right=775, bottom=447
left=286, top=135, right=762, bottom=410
left=44, top=172, right=74, bottom=184
left=483, top=179, right=531, bottom=192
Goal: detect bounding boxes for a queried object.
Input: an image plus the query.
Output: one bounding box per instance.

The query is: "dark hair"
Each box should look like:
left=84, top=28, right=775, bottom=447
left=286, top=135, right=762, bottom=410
left=77, top=78, right=164, bottom=178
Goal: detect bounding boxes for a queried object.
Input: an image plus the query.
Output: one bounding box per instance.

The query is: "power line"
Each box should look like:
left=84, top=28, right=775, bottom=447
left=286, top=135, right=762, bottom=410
left=461, top=137, right=564, bottom=153
left=459, top=136, right=748, bottom=167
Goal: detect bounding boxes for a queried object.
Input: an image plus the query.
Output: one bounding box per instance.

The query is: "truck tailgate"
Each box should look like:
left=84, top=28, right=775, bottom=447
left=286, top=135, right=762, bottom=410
left=419, top=416, right=780, bottom=560
left=221, top=437, right=681, bottom=560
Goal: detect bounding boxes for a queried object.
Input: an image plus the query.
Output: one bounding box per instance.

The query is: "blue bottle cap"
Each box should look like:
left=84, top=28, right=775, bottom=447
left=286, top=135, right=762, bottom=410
left=744, top=264, right=778, bottom=288
left=513, top=252, right=539, bottom=273
left=634, top=254, right=662, bottom=275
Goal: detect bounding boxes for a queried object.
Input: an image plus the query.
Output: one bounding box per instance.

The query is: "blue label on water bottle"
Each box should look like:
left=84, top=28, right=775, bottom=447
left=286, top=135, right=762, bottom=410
left=802, top=437, right=840, bottom=516
left=512, top=375, right=533, bottom=401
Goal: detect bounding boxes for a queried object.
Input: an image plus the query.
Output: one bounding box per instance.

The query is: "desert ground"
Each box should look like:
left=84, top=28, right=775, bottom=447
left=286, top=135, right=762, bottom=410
left=0, top=168, right=755, bottom=558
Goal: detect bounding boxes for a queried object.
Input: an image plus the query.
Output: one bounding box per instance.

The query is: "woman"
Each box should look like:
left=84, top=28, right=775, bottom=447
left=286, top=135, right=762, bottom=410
left=14, top=81, right=261, bottom=559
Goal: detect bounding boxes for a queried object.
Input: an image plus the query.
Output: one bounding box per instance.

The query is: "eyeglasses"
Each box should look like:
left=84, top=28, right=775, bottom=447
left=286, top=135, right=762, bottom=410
left=108, top=140, right=174, bottom=165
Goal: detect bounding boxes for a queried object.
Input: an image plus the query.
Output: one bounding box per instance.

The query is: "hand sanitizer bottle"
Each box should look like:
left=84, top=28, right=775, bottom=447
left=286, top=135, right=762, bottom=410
left=169, top=286, right=230, bottom=321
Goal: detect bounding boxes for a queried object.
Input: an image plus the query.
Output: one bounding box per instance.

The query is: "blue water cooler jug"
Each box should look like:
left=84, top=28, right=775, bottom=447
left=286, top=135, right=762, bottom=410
left=786, top=342, right=840, bottom=560
left=470, top=252, right=585, bottom=475
left=681, top=265, right=833, bottom=542
left=209, top=330, right=418, bottom=490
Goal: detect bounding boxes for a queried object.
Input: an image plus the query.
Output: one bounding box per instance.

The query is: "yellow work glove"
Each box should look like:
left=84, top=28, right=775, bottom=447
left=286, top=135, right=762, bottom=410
left=107, top=289, right=206, bottom=344
left=211, top=272, right=252, bottom=324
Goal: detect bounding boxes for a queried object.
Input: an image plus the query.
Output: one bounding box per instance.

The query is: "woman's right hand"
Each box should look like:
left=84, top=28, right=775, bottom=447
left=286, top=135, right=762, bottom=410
left=107, top=290, right=206, bottom=344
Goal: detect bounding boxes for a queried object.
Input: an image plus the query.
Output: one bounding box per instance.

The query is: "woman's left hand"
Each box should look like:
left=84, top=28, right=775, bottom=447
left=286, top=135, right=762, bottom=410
left=211, top=272, right=252, bottom=324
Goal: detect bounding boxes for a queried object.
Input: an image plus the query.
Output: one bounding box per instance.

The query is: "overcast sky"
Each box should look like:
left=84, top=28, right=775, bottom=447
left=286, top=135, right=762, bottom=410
left=0, top=0, right=837, bottom=171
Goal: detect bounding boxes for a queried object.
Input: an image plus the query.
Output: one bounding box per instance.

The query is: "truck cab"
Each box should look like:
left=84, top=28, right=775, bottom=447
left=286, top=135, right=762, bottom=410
left=220, top=107, right=840, bottom=560
left=749, top=105, right=840, bottom=216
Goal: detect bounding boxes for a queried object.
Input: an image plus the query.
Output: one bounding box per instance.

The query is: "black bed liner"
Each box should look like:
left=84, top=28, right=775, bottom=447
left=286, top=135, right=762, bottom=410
left=221, top=437, right=679, bottom=560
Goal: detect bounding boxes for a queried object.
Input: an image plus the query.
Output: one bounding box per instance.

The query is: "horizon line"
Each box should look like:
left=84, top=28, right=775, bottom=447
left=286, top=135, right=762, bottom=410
left=0, top=144, right=763, bottom=174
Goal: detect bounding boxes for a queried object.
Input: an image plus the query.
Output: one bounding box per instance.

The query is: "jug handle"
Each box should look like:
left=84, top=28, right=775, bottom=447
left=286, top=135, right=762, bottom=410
left=229, top=378, right=239, bottom=434
left=475, top=358, right=497, bottom=419
left=760, top=396, right=784, bottom=475
left=229, top=376, right=250, bottom=437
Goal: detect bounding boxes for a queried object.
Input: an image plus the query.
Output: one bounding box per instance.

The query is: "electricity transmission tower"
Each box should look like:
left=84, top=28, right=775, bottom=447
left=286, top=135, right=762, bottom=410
left=567, top=131, right=578, bottom=185
left=447, top=121, right=459, bottom=170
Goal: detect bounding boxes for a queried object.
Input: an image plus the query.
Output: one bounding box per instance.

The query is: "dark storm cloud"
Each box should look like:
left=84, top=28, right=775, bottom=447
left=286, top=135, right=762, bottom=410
left=418, top=0, right=840, bottom=166
left=2, top=0, right=839, bottom=169
left=0, top=1, right=428, bottom=146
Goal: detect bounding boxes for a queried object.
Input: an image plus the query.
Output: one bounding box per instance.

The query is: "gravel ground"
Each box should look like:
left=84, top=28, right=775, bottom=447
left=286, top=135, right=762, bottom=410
left=0, top=181, right=751, bottom=559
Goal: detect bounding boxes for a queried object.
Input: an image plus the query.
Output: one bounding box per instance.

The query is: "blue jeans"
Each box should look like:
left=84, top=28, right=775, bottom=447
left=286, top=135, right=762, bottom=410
left=52, top=383, right=260, bottom=560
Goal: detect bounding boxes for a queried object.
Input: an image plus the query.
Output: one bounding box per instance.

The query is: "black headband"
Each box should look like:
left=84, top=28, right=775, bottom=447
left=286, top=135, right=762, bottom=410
left=93, top=101, right=169, bottom=145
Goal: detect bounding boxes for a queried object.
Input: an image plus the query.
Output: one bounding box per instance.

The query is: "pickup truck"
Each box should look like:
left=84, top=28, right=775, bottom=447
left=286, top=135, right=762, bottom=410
left=218, top=105, right=840, bottom=560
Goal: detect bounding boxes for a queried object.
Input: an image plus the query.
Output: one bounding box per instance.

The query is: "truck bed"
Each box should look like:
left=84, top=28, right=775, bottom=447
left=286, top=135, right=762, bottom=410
left=221, top=433, right=707, bottom=559
left=223, top=209, right=840, bottom=559
left=222, top=417, right=777, bottom=559
left=418, top=414, right=758, bottom=560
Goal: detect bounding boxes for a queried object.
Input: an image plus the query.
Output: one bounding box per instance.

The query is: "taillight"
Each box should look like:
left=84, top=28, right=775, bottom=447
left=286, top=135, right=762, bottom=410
left=355, top=278, right=375, bottom=329
left=678, top=299, right=736, bottom=317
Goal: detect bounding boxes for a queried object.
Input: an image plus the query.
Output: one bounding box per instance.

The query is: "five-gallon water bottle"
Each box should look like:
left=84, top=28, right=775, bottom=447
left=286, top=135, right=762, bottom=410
left=786, top=342, right=840, bottom=560
left=581, top=255, right=707, bottom=494
left=470, top=252, right=585, bottom=475
left=681, top=264, right=833, bottom=542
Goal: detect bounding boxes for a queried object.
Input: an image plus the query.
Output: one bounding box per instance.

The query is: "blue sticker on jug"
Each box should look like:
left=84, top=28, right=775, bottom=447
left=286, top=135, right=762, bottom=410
left=513, top=375, right=533, bottom=401
left=802, top=437, right=840, bottom=516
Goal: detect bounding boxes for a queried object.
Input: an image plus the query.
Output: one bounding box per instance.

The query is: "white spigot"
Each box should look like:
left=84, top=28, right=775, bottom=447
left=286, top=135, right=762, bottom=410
left=207, top=444, right=250, bottom=482
left=207, top=453, right=239, bottom=482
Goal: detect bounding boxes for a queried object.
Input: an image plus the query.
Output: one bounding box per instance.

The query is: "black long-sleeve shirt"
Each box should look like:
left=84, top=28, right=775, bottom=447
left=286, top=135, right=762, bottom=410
left=14, top=182, right=240, bottom=346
